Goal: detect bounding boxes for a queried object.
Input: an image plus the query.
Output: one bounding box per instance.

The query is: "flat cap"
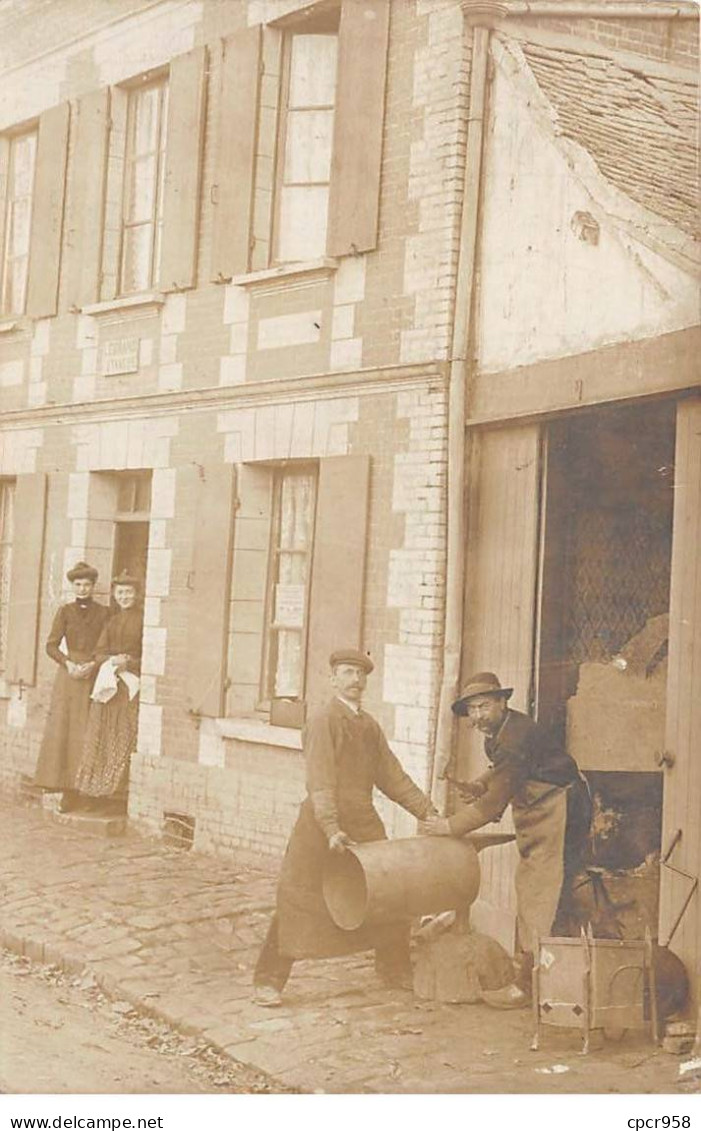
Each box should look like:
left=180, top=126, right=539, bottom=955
left=452, top=671, right=513, bottom=715
left=66, top=561, right=98, bottom=582
left=329, top=648, right=374, bottom=674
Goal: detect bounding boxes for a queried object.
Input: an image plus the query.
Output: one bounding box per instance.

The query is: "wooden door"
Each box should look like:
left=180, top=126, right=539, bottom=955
left=659, top=398, right=701, bottom=992
left=458, top=424, right=543, bottom=950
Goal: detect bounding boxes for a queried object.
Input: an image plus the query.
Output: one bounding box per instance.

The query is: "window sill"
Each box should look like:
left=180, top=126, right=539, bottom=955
left=0, top=316, right=28, bottom=335
left=227, top=258, right=339, bottom=290
left=214, top=716, right=303, bottom=751
left=81, top=292, right=166, bottom=317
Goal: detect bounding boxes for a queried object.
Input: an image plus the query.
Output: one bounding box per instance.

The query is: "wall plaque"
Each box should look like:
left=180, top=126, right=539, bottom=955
left=101, top=337, right=140, bottom=377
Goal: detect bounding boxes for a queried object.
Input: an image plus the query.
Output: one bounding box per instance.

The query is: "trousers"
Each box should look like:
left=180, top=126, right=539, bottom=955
left=253, top=913, right=413, bottom=991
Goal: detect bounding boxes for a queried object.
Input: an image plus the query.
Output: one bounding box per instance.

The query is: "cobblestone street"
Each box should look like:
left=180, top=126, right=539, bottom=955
left=0, top=800, right=696, bottom=1095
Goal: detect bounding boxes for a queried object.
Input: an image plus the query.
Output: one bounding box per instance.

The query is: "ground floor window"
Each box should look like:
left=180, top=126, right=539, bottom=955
left=0, top=480, right=15, bottom=670
left=262, top=466, right=317, bottom=703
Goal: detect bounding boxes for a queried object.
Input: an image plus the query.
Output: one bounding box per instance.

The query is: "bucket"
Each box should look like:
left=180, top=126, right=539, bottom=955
left=323, top=836, right=481, bottom=930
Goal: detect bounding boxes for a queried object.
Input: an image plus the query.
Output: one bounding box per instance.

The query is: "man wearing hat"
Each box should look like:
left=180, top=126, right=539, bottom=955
left=422, top=672, right=591, bottom=1009
left=34, top=562, right=111, bottom=813
left=253, top=647, right=438, bottom=1006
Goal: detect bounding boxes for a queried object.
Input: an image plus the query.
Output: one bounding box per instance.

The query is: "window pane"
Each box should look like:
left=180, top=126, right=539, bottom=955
left=134, top=474, right=152, bottom=512
left=289, top=35, right=338, bottom=108
left=279, top=473, right=314, bottom=551
left=278, top=185, right=329, bottom=262
left=6, top=257, right=28, bottom=313
left=274, top=630, right=303, bottom=697
left=121, top=225, right=152, bottom=293
left=284, top=109, right=334, bottom=184
left=12, top=133, right=36, bottom=196
left=9, top=198, right=33, bottom=256
left=0, top=485, right=15, bottom=669
left=134, top=86, right=161, bottom=155
left=127, top=155, right=157, bottom=223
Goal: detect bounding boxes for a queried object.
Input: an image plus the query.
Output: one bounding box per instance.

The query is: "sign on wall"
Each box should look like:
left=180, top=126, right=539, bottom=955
left=100, top=337, right=140, bottom=377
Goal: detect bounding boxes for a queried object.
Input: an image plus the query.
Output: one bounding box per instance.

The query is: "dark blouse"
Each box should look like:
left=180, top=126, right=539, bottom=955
left=45, top=600, right=111, bottom=666
left=94, top=606, right=144, bottom=675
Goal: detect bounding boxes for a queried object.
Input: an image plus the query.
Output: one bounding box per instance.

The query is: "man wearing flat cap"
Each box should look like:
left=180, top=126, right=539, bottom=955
left=423, top=672, right=591, bottom=1009
left=253, top=647, right=438, bottom=1006
left=34, top=562, right=111, bottom=813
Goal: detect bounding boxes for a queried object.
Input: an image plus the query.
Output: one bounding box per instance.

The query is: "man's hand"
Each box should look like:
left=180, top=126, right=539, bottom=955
left=328, top=831, right=355, bottom=854
left=418, top=815, right=452, bottom=837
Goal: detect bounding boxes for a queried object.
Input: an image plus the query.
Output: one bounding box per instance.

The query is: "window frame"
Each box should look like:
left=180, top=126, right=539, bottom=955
left=271, top=25, right=339, bottom=266
left=0, top=126, right=38, bottom=317
left=117, top=72, right=169, bottom=297
left=0, top=479, right=16, bottom=673
left=259, top=461, right=319, bottom=710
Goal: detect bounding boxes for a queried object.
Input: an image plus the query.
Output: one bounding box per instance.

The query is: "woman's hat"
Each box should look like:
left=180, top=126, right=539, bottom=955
left=452, top=671, right=513, bottom=716
left=111, top=569, right=140, bottom=588
left=329, top=648, right=374, bottom=674
left=66, top=561, right=98, bottom=583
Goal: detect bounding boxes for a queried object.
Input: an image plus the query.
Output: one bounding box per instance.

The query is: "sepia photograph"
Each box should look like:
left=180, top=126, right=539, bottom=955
left=0, top=0, right=699, bottom=1118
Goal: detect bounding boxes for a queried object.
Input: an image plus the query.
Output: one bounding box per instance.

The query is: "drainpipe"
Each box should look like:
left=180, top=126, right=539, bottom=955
left=429, top=3, right=498, bottom=807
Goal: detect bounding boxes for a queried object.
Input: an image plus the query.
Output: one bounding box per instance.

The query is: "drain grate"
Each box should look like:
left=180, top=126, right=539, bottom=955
left=163, top=811, right=195, bottom=850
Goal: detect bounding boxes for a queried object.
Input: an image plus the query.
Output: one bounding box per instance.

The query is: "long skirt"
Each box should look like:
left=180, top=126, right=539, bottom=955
left=76, top=684, right=139, bottom=799
left=34, top=668, right=93, bottom=791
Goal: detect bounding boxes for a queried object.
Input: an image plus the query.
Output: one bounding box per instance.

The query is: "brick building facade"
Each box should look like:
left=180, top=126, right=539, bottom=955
left=1, top=0, right=700, bottom=987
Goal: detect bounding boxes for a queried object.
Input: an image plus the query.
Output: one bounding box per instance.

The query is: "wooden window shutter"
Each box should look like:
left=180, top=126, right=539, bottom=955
left=160, top=46, right=207, bottom=293
left=0, top=135, right=10, bottom=281
left=64, top=88, right=110, bottom=310
left=211, top=26, right=262, bottom=281
left=305, top=455, right=371, bottom=712
left=186, top=463, right=237, bottom=717
left=26, top=103, right=70, bottom=318
left=5, top=472, right=47, bottom=686
left=326, top=0, right=390, bottom=258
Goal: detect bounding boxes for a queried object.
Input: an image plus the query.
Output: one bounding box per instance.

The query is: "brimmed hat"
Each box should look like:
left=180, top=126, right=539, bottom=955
left=66, top=561, right=98, bottom=583
left=452, top=671, right=513, bottom=716
left=111, top=569, right=140, bottom=589
left=329, top=648, right=374, bottom=675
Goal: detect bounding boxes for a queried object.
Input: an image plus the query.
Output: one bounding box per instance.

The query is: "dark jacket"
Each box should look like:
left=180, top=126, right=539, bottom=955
left=448, top=709, right=581, bottom=836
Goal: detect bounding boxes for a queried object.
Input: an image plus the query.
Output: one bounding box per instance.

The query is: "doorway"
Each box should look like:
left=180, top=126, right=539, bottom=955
left=537, top=399, right=676, bottom=934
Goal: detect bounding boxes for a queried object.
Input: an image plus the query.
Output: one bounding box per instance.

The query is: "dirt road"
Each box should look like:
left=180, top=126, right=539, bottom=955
left=0, top=951, right=289, bottom=1094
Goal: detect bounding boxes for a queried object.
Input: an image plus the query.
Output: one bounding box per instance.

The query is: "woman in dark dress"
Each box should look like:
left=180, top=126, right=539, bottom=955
left=34, top=562, right=111, bottom=813
left=76, top=571, right=143, bottom=815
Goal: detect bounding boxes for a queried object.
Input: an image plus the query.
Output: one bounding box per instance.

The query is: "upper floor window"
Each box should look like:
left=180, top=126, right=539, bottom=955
left=274, top=33, right=338, bottom=263
left=120, top=79, right=169, bottom=294
left=0, top=480, right=15, bottom=670
left=1, top=130, right=37, bottom=316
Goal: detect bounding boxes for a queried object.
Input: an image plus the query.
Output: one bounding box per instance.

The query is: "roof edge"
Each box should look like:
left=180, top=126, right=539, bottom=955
left=464, top=0, right=698, bottom=20
left=491, top=33, right=701, bottom=277
left=500, top=21, right=699, bottom=80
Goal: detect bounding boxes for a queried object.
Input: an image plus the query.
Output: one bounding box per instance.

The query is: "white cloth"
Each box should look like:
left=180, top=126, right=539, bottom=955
left=91, top=659, right=140, bottom=703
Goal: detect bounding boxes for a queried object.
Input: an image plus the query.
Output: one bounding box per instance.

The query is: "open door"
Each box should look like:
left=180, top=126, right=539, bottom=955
left=457, top=423, right=542, bottom=951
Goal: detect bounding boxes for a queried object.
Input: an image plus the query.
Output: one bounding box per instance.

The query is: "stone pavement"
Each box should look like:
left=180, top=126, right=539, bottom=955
left=0, top=799, right=695, bottom=1095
